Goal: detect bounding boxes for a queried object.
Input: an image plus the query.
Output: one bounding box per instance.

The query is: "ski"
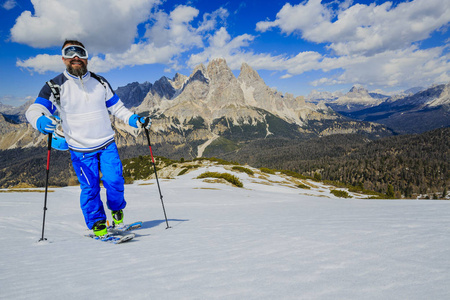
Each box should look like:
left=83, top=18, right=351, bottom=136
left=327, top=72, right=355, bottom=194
left=86, top=232, right=135, bottom=244
left=109, top=221, right=143, bottom=233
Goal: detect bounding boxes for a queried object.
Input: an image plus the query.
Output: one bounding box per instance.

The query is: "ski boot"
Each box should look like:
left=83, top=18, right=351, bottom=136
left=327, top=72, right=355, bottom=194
left=111, top=209, right=124, bottom=227
left=93, top=220, right=107, bottom=237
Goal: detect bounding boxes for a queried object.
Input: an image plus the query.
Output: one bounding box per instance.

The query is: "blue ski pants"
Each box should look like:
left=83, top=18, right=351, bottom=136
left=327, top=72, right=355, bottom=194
left=70, top=142, right=126, bottom=229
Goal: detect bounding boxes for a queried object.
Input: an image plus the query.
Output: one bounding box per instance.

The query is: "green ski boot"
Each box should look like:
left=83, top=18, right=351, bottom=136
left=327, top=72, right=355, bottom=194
left=93, top=220, right=107, bottom=237
left=111, top=210, right=124, bottom=226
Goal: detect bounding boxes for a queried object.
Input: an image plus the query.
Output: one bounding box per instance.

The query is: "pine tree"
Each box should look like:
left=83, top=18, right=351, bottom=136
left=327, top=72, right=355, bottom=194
left=387, top=184, right=395, bottom=198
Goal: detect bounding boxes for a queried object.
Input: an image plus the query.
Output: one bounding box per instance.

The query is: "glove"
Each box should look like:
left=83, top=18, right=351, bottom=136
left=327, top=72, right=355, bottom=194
left=128, top=114, right=140, bottom=128
left=36, top=115, right=57, bottom=134
left=129, top=114, right=151, bottom=129
left=138, top=116, right=152, bottom=130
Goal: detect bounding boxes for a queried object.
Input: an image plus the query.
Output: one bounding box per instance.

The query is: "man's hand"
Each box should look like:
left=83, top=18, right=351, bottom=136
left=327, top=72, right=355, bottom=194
left=36, top=115, right=57, bottom=134
left=138, top=116, right=152, bottom=130
left=129, top=114, right=151, bottom=129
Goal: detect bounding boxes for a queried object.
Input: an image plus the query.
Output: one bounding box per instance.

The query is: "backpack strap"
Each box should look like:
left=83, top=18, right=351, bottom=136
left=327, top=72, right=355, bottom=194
left=46, top=80, right=61, bottom=106
left=90, top=72, right=108, bottom=90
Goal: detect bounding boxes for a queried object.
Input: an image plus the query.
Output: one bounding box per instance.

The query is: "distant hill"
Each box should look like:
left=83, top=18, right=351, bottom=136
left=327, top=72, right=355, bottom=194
left=327, top=84, right=450, bottom=134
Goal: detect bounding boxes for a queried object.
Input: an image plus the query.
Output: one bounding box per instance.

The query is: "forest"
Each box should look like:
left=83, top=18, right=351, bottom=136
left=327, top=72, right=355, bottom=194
left=218, top=127, right=449, bottom=198
left=0, top=127, right=448, bottom=199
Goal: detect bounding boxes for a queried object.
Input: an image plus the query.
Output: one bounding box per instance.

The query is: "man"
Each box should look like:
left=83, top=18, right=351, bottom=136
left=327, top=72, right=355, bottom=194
left=26, top=40, right=151, bottom=236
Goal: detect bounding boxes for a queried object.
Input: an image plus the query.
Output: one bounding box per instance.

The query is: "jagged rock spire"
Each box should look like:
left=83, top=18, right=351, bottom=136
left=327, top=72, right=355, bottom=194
left=238, top=62, right=264, bottom=85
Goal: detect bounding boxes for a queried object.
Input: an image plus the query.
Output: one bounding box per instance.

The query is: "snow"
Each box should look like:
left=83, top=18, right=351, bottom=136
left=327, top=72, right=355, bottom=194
left=1, top=164, right=450, bottom=299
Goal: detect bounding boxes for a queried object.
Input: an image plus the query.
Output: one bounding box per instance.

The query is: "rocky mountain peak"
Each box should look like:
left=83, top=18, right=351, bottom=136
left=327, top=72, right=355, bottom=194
left=206, top=58, right=235, bottom=84
left=331, top=84, right=380, bottom=109
left=188, top=68, right=209, bottom=84
left=192, top=63, right=207, bottom=76
left=171, top=73, right=188, bottom=90
left=348, top=85, right=370, bottom=97
left=238, top=63, right=264, bottom=85
left=115, top=81, right=152, bottom=109
left=151, top=76, right=176, bottom=100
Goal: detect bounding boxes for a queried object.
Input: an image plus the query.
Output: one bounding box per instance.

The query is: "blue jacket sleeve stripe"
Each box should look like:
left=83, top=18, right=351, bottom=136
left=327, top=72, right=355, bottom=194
left=35, top=97, right=56, bottom=114
left=106, top=94, right=120, bottom=108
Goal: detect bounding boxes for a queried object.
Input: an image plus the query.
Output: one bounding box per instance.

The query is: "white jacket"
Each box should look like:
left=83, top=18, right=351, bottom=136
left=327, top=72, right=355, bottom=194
left=26, top=70, right=134, bottom=152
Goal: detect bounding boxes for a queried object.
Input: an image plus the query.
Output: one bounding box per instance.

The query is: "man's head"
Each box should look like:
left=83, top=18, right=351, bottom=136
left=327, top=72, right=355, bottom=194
left=62, top=40, right=88, bottom=77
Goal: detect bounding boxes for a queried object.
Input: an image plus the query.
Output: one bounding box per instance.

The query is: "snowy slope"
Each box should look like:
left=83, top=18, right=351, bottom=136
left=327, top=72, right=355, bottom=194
left=1, top=165, right=450, bottom=300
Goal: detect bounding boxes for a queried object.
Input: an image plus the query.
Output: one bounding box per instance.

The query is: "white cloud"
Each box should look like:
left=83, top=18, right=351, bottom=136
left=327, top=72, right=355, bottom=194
left=256, top=0, right=327, bottom=34
left=13, top=1, right=236, bottom=74
left=145, top=5, right=202, bottom=49
left=188, top=24, right=449, bottom=90
left=10, top=0, right=160, bottom=52
left=90, top=6, right=229, bottom=73
left=2, top=0, right=17, bottom=10
left=197, top=7, right=228, bottom=33
left=14, top=4, right=228, bottom=73
left=187, top=27, right=327, bottom=78
left=89, top=43, right=179, bottom=73
left=16, top=54, right=63, bottom=74
left=187, top=27, right=258, bottom=69
left=256, top=0, right=450, bottom=56
left=310, top=46, right=450, bottom=87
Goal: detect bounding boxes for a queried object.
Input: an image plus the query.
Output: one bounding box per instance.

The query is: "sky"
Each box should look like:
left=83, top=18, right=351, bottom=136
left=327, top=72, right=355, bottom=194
left=1, top=0, right=449, bottom=106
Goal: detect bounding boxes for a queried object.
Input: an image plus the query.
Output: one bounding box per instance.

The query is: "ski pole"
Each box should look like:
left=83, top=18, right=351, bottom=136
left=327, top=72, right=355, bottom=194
left=39, top=133, right=53, bottom=242
left=144, top=128, right=171, bottom=229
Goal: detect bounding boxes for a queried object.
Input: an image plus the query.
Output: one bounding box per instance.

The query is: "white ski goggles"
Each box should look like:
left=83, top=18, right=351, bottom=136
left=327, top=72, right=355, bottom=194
left=62, top=45, right=88, bottom=59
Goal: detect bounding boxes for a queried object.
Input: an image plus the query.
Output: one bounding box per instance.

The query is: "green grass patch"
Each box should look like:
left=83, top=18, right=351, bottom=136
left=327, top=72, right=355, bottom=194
left=197, top=172, right=244, bottom=188
left=296, top=183, right=311, bottom=189
left=178, top=168, right=189, bottom=176
left=324, top=180, right=387, bottom=198
left=232, top=166, right=254, bottom=176
left=260, top=167, right=276, bottom=174
left=330, top=189, right=352, bottom=198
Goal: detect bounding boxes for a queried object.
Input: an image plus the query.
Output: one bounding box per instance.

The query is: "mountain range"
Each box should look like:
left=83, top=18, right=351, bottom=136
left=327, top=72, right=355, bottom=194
left=310, top=84, right=449, bottom=134
left=0, top=58, right=448, bottom=154
left=1, top=58, right=395, bottom=157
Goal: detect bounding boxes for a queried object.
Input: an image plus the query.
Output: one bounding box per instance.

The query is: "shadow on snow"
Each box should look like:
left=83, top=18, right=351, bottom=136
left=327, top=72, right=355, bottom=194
left=141, top=219, right=189, bottom=229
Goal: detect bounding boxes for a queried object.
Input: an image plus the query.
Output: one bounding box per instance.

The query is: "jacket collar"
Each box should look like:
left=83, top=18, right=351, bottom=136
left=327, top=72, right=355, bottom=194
left=64, top=69, right=90, bottom=81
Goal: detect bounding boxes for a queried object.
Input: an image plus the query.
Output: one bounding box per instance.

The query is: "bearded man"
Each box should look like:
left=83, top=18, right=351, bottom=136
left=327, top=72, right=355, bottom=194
left=26, top=40, right=151, bottom=237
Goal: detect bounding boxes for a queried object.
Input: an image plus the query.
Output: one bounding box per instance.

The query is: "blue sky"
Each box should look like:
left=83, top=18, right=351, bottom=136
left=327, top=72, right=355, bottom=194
left=1, top=0, right=449, bottom=106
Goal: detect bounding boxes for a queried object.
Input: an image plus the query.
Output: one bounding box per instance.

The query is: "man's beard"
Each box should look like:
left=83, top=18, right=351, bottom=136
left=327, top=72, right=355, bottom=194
left=67, top=61, right=88, bottom=77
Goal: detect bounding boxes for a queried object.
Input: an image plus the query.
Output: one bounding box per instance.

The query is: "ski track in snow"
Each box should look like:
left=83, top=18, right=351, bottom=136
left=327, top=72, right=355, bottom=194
left=1, top=165, right=450, bottom=299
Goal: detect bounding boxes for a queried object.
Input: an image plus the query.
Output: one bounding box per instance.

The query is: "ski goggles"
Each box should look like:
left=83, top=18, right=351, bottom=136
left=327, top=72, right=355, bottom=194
left=62, top=45, right=88, bottom=59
